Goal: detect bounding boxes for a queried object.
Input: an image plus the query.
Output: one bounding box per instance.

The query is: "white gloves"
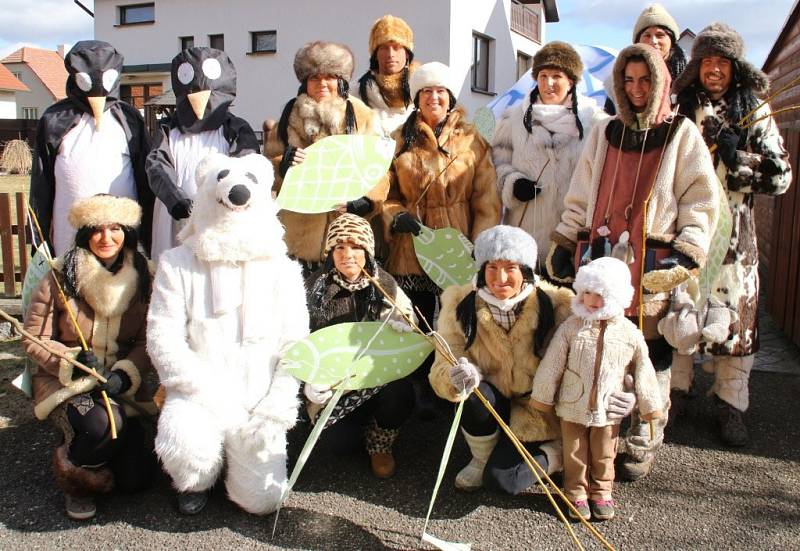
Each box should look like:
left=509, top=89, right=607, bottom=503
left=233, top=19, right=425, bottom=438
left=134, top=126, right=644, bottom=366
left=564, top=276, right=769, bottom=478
left=448, top=357, right=481, bottom=395
left=606, top=374, right=637, bottom=420
left=303, top=383, right=333, bottom=405
left=387, top=319, right=414, bottom=333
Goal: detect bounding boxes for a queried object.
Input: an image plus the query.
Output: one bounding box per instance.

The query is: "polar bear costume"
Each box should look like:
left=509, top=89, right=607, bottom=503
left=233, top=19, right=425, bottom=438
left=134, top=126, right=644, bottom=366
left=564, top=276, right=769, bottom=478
left=147, top=152, right=308, bottom=514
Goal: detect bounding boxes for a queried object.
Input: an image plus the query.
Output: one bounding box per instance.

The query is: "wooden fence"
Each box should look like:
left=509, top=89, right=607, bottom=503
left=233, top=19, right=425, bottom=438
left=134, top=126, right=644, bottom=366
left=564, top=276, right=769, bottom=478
left=0, top=192, right=29, bottom=298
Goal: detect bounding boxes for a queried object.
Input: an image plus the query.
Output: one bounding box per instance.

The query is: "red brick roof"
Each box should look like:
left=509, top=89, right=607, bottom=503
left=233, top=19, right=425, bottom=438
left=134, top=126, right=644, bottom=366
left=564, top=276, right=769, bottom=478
left=0, top=63, right=29, bottom=92
left=1, top=47, right=66, bottom=100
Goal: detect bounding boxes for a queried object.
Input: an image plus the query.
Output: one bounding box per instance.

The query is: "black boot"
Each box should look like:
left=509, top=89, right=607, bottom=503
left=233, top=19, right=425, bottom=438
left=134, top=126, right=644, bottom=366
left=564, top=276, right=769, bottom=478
left=177, top=490, right=209, bottom=515
left=715, top=397, right=748, bottom=447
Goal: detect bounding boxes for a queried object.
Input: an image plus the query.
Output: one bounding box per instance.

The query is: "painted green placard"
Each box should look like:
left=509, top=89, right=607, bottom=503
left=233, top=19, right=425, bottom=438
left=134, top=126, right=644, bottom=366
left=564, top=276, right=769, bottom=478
left=276, top=135, right=395, bottom=214
left=696, top=179, right=732, bottom=307
left=472, top=106, right=496, bottom=143
left=282, top=321, right=433, bottom=390
left=22, top=245, right=51, bottom=315
left=413, top=226, right=478, bottom=290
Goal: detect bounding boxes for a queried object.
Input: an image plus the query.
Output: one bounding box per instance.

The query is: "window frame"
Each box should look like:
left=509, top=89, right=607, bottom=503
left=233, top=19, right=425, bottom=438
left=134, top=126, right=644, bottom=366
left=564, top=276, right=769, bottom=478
left=249, top=30, right=277, bottom=55
left=516, top=51, right=532, bottom=80
left=180, top=36, right=194, bottom=51
left=22, top=107, right=38, bottom=119
left=208, top=33, right=225, bottom=51
left=471, top=31, right=495, bottom=95
left=118, top=3, right=155, bottom=26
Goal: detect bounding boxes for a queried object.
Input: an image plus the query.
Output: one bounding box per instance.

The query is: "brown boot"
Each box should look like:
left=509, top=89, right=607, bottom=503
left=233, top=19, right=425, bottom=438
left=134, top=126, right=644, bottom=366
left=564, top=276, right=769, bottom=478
left=364, top=419, right=399, bottom=478
left=53, top=445, right=113, bottom=521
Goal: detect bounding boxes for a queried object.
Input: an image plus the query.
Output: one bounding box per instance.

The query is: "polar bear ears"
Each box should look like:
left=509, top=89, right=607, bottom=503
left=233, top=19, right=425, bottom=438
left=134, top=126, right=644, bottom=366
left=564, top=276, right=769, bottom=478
left=195, top=152, right=275, bottom=192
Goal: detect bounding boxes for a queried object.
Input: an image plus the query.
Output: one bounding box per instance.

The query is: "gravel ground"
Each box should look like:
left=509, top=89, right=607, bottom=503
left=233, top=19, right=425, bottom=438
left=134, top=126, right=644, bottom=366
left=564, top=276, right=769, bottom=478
left=1, top=336, right=799, bottom=550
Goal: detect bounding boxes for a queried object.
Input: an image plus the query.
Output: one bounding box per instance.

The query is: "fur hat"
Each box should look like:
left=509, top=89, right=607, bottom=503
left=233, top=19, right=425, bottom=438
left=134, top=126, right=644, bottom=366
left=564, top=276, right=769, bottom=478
left=324, top=213, right=375, bottom=257
left=672, top=22, right=769, bottom=96
left=632, top=4, right=680, bottom=43
left=68, top=194, right=142, bottom=230
left=474, top=225, right=537, bottom=270
left=294, top=41, right=354, bottom=82
left=573, top=257, right=634, bottom=320
left=369, top=15, right=414, bottom=55
left=532, top=41, right=583, bottom=83
left=409, top=61, right=455, bottom=99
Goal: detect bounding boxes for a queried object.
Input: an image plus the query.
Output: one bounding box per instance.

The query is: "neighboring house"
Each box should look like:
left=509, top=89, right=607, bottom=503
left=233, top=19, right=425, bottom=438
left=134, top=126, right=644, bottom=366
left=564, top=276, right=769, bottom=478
left=93, top=0, right=558, bottom=130
left=1, top=46, right=67, bottom=120
left=0, top=63, right=29, bottom=119
left=678, top=28, right=696, bottom=58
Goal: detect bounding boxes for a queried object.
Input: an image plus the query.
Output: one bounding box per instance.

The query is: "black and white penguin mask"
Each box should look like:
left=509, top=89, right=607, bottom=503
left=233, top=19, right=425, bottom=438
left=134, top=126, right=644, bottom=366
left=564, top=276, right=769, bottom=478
left=65, top=40, right=124, bottom=126
left=171, top=47, right=236, bottom=133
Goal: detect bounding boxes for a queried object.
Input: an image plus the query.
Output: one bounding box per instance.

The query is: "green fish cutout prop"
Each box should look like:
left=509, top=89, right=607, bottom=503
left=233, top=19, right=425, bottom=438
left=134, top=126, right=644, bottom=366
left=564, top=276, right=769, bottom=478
left=276, top=135, right=395, bottom=214
left=21, top=244, right=51, bottom=314
left=472, top=106, right=496, bottom=142
left=696, top=179, right=733, bottom=308
left=413, top=226, right=478, bottom=290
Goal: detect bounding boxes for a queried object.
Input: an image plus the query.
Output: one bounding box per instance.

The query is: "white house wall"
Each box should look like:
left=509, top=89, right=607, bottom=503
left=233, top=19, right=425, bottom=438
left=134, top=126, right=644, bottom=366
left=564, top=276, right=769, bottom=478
left=3, top=63, right=55, bottom=119
left=0, top=92, right=16, bottom=119
left=94, top=0, right=452, bottom=131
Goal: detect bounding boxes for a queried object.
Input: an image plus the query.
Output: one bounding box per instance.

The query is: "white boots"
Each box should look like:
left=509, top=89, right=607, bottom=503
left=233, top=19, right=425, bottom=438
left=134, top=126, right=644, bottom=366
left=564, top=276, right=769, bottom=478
left=455, top=430, right=499, bottom=491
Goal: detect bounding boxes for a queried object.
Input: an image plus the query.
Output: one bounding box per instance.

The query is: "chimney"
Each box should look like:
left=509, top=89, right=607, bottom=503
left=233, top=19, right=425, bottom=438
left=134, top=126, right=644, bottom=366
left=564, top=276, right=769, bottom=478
left=57, top=44, right=66, bottom=58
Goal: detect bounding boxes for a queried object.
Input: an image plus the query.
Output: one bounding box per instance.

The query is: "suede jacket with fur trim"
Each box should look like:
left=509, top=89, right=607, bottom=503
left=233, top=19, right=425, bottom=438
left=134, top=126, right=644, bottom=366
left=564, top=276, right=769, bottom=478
left=264, top=93, right=383, bottom=263
left=23, top=249, right=154, bottom=420
left=429, top=281, right=574, bottom=443
left=382, top=107, right=502, bottom=276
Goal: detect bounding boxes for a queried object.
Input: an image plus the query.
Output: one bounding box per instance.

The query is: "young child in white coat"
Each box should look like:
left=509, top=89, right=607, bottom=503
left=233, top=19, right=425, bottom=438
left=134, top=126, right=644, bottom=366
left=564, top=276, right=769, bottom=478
left=531, top=257, right=662, bottom=521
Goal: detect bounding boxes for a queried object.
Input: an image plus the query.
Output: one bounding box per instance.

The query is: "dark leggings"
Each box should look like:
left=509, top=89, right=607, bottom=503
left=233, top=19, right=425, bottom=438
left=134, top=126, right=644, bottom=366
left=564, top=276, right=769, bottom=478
left=403, top=289, right=438, bottom=383
left=66, top=394, right=157, bottom=493
left=461, top=381, right=549, bottom=495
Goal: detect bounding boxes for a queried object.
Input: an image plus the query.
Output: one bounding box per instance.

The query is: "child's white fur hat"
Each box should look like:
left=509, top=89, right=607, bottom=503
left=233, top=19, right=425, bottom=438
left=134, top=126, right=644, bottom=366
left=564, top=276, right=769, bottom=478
left=573, top=257, right=634, bottom=319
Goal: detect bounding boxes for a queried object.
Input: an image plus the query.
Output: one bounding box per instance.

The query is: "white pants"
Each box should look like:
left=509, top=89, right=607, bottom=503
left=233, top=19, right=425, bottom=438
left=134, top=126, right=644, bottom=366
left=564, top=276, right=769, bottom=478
left=670, top=353, right=754, bottom=411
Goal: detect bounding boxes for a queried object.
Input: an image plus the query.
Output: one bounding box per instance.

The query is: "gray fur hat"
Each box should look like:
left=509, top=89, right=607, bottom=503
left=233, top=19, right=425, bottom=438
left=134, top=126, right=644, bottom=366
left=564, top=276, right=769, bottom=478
left=293, top=41, right=354, bottom=82
left=672, top=22, right=769, bottom=96
left=473, top=225, right=537, bottom=269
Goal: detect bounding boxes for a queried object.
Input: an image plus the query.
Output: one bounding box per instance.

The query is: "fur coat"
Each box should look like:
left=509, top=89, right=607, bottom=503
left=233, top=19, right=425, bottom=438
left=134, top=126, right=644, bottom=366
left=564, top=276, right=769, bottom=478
left=382, top=107, right=502, bottom=276
left=360, top=61, right=419, bottom=136
left=429, top=281, right=574, bottom=442
left=23, top=249, right=154, bottom=420
left=492, top=93, right=608, bottom=266
left=264, top=93, right=384, bottom=263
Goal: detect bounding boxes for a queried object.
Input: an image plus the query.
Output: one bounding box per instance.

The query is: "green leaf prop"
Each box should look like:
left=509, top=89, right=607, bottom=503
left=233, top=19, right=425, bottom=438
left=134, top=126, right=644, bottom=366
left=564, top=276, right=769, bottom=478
left=276, top=135, right=395, bottom=214
left=22, top=245, right=50, bottom=314
left=413, top=226, right=478, bottom=290
left=283, top=321, right=433, bottom=389
left=472, top=106, right=496, bottom=143
left=696, top=180, right=733, bottom=307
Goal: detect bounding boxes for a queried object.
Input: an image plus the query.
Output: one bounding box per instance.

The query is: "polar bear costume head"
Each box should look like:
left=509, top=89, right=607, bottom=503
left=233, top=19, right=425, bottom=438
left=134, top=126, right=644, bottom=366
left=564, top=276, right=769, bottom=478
left=179, top=152, right=287, bottom=262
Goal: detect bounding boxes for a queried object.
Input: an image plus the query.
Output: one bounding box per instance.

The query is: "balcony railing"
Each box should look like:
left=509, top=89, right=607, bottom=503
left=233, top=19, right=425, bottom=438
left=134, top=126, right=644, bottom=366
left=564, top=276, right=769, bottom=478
left=511, top=2, right=540, bottom=43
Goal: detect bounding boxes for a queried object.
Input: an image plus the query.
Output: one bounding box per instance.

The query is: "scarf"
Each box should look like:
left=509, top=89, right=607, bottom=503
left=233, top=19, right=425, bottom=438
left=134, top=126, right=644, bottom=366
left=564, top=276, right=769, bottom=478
left=528, top=97, right=580, bottom=138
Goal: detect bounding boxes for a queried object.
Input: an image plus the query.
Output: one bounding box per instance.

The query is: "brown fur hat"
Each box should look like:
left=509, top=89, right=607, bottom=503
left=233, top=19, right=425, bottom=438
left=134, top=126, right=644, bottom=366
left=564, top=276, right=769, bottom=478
left=672, top=22, right=769, bottom=96
left=632, top=4, right=679, bottom=43
left=325, top=213, right=375, bottom=257
left=294, top=41, right=354, bottom=82
left=532, top=41, right=583, bottom=83
left=68, top=194, right=142, bottom=229
left=369, top=15, right=414, bottom=55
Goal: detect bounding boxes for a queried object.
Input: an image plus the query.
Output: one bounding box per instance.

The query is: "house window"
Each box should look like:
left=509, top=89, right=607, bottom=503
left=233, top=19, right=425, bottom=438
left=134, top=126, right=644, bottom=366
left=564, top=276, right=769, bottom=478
left=472, top=32, right=494, bottom=93
left=11, top=72, right=22, bottom=81
left=22, top=107, right=38, bottom=119
left=209, top=34, right=225, bottom=51
left=250, top=31, right=277, bottom=54
left=516, top=51, right=532, bottom=80
left=121, top=83, right=163, bottom=110
left=119, top=3, right=155, bottom=25
left=180, top=36, right=194, bottom=51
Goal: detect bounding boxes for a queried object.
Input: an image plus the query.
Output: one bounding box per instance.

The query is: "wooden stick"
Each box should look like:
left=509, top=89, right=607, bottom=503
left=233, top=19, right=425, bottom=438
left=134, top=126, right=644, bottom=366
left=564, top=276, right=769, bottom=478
left=708, top=104, right=800, bottom=154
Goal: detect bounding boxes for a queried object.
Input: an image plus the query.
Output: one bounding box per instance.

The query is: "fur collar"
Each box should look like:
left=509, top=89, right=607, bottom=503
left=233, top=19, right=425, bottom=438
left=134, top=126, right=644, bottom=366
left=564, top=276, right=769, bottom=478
left=292, top=93, right=372, bottom=142
left=477, top=283, right=535, bottom=312
left=72, top=248, right=139, bottom=318
left=413, top=106, right=468, bottom=150
left=373, top=71, right=407, bottom=108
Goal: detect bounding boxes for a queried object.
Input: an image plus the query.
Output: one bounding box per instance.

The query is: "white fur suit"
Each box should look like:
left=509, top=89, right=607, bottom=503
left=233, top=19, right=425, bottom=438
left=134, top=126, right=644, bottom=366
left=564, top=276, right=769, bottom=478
left=147, top=152, right=308, bottom=514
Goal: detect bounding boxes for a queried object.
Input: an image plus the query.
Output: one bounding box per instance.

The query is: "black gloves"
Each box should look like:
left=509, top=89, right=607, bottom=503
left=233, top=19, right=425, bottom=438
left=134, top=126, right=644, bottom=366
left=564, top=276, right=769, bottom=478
left=547, top=244, right=575, bottom=282
left=98, top=371, right=132, bottom=397
left=392, top=212, right=422, bottom=236
left=346, top=197, right=374, bottom=216
left=659, top=249, right=698, bottom=271
left=170, top=198, right=193, bottom=220
left=716, top=126, right=741, bottom=169
left=512, top=178, right=541, bottom=202
left=76, top=349, right=100, bottom=371
left=279, top=145, right=298, bottom=177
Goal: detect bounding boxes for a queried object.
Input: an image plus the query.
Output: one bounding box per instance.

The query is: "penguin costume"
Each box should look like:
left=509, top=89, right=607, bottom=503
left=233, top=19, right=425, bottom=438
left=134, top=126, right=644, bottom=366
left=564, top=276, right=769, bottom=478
left=30, top=40, right=154, bottom=256
left=147, top=47, right=259, bottom=262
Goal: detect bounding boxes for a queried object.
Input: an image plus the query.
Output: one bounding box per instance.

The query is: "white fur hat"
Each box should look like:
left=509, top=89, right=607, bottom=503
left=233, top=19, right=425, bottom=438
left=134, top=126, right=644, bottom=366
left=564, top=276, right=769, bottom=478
left=573, top=257, right=634, bottom=316
left=473, top=225, right=537, bottom=269
left=410, top=61, right=455, bottom=99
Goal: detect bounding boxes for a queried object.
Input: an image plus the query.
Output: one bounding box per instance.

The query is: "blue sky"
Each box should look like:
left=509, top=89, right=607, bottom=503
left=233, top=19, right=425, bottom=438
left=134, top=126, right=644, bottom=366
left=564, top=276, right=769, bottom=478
left=0, top=0, right=795, bottom=68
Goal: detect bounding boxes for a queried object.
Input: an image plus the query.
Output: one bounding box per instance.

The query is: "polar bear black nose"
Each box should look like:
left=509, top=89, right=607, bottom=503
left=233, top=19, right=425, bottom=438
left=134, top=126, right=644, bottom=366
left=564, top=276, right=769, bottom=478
left=228, top=185, right=251, bottom=206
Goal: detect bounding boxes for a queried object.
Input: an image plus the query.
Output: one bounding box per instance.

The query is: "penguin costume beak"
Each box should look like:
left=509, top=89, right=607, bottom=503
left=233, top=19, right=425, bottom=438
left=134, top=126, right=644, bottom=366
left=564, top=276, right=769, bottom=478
left=87, top=96, right=106, bottom=129
left=187, top=90, right=211, bottom=120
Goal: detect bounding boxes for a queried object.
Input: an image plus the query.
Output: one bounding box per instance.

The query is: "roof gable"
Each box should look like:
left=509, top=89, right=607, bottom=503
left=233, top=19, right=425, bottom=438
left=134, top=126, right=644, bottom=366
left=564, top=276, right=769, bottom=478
left=0, top=63, right=29, bottom=92
left=1, top=47, right=67, bottom=99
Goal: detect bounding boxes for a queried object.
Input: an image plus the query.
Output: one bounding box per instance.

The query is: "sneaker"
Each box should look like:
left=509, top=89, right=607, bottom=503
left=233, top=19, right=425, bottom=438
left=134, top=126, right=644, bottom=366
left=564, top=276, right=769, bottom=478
left=667, top=389, right=690, bottom=427
left=369, top=452, right=396, bottom=479
left=65, top=494, right=96, bottom=521
left=590, top=499, right=615, bottom=521
left=716, top=398, right=749, bottom=447
left=177, top=491, right=209, bottom=515
left=568, top=499, right=591, bottom=521
left=617, top=452, right=655, bottom=482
